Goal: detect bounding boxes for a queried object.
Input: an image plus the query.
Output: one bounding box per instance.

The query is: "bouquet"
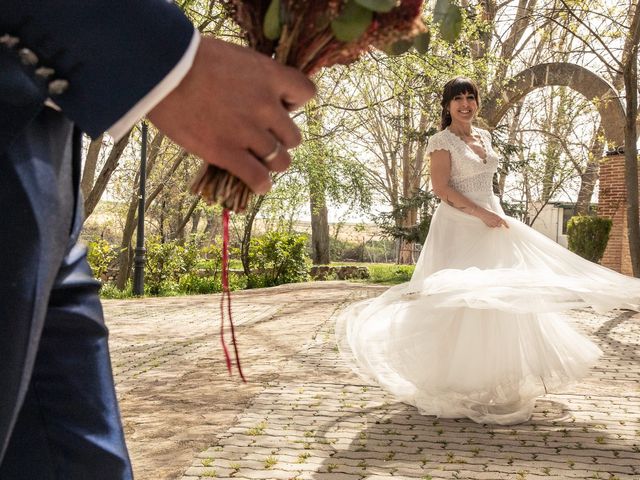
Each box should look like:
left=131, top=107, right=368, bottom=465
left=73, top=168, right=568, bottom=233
left=191, top=0, right=431, bottom=212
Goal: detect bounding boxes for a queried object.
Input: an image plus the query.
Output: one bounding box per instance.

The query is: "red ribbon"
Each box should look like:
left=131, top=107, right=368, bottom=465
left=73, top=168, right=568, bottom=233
left=220, top=208, right=246, bottom=382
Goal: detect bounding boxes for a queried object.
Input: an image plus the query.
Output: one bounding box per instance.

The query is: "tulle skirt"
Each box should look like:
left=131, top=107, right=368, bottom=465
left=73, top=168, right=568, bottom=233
left=336, top=192, right=640, bottom=425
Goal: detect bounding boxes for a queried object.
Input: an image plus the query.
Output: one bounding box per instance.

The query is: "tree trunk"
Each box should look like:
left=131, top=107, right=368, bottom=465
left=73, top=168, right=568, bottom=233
left=84, top=129, right=132, bottom=218
left=397, top=239, right=414, bottom=264
left=305, top=101, right=331, bottom=265
left=144, top=149, right=188, bottom=210
left=114, top=184, right=140, bottom=290
left=574, top=124, right=604, bottom=215
left=309, top=192, right=330, bottom=264
left=81, top=133, right=104, bottom=199
left=190, top=209, right=202, bottom=235
left=624, top=50, right=640, bottom=277
left=623, top=1, right=640, bottom=277
left=204, top=211, right=218, bottom=236
left=171, top=197, right=200, bottom=241
left=398, top=98, right=416, bottom=265
left=309, top=155, right=330, bottom=265
left=240, top=195, right=266, bottom=276
left=497, top=102, right=523, bottom=199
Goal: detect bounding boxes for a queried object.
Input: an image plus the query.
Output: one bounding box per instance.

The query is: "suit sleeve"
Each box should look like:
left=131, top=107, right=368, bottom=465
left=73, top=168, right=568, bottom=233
left=0, top=0, right=194, bottom=138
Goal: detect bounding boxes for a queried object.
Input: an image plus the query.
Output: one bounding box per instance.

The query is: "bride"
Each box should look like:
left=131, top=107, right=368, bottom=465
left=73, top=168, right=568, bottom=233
left=335, top=77, right=640, bottom=425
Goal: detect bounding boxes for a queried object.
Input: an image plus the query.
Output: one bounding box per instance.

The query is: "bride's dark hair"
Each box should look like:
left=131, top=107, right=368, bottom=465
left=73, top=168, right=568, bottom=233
left=440, top=77, right=480, bottom=130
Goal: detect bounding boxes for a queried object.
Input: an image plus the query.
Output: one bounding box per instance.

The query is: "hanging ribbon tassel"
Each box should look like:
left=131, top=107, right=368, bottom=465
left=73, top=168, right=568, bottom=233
left=220, top=208, right=246, bottom=382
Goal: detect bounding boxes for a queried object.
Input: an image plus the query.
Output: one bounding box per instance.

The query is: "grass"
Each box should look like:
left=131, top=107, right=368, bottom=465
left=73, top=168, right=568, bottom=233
left=330, top=262, right=415, bottom=285
left=264, top=456, right=278, bottom=469
left=246, top=421, right=267, bottom=436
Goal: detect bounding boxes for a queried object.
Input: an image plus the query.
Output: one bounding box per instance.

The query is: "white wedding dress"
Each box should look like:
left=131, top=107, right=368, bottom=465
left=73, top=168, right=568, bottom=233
left=336, top=127, right=640, bottom=425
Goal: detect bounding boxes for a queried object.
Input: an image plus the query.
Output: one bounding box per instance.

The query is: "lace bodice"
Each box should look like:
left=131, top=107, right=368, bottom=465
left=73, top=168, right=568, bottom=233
left=425, top=127, right=499, bottom=195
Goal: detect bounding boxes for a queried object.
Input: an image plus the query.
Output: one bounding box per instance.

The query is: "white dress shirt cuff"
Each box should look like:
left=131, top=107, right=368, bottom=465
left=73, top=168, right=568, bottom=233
left=107, top=29, right=200, bottom=141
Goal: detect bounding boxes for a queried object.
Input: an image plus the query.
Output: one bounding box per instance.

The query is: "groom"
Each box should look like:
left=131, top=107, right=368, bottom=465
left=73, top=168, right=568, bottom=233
left=0, top=0, right=315, bottom=478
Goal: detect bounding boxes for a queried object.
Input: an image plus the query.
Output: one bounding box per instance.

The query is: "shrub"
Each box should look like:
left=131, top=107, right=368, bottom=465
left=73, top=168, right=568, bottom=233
left=566, top=215, right=612, bottom=263
left=199, top=243, right=223, bottom=277
left=86, top=238, right=119, bottom=280
left=100, top=281, right=134, bottom=299
left=247, top=231, right=309, bottom=288
left=144, top=237, right=186, bottom=295
left=176, top=272, right=246, bottom=294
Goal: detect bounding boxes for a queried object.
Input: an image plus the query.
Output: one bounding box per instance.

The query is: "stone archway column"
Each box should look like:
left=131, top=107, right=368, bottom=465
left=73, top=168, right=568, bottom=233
left=599, top=152, right=639, bottom=275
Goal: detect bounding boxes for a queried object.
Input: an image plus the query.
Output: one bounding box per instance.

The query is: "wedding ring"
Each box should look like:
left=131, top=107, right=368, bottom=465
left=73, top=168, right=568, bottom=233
left=262, top=141, right=282, bottom=164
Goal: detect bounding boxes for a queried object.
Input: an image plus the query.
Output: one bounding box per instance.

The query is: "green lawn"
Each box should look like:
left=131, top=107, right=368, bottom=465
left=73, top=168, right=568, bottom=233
left=330, top=262, right=415, bottom=285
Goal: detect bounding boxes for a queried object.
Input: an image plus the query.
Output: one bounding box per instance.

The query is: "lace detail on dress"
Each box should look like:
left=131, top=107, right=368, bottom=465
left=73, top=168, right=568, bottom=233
left=450, top=172, right=494, bottom=194
left=426, top=128, right=500, bottom=195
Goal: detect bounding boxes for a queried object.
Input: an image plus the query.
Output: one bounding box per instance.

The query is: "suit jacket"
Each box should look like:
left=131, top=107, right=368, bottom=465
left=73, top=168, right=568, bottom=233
left=0, top=0, right=193, bottom=460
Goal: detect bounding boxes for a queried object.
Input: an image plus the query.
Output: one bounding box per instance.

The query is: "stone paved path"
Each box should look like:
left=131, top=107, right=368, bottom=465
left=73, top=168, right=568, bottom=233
left=105, top=281, right=640, bottom=480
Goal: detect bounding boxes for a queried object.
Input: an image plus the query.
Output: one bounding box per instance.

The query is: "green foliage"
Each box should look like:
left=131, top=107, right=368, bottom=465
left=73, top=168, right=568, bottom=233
left=331, top=1, right=374, bottom=42
left=567, top=215, right=612, bottom=263
left=500, top=200, right=527, bottom=221
left=143, top=235, right=226, bottom=296
left=433, top=0, right=463, bottom=43
left=355, top=0, right=396, bottom=13
left=247, top=231, right=310, bottom=288
left=263, top=0, right=281, bottom=40
left=413, top=31, right=431, bottom=54
left=144, top=237, right=186, bottom=295
left=95, top=235, right=244, bottom=298
left=100, top=281, right=134, bottom=299
left=177, top=272, right=246, bottom=294
left=86, top=238, right=119, bottom=280
left=374, top=189, right=438, bottom=244
left=367, top=264, right=415, bottom=284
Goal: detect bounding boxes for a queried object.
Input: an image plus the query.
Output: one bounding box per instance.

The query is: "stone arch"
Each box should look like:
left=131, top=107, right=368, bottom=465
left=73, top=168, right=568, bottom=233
left=480, top=62, right=633, bottom=274
left=481, top=62, right=625, bottom=150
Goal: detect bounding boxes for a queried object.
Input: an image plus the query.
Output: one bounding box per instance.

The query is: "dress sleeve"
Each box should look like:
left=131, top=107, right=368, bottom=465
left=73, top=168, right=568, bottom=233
left=425, top=132, right=451, bottom=157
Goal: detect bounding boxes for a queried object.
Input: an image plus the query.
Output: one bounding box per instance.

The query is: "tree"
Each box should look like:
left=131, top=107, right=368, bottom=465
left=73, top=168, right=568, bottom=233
left=304, top=100, right=331, bottom=265
left=81, top=129, right=133, bottom=219
left=621, top=1, right=640, bottom=276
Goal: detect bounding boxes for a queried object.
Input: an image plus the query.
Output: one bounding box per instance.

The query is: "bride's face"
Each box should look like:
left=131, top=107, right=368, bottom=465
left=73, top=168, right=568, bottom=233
left=447, top=91, right=478, bottom=124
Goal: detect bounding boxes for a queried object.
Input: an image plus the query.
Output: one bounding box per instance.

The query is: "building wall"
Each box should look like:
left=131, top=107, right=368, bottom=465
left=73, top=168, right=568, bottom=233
left=529, top=204, right=568, bottom=248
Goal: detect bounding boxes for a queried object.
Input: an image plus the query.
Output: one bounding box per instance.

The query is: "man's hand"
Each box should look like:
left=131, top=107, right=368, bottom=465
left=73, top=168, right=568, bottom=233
left=148, top=37, right=316, bottom=194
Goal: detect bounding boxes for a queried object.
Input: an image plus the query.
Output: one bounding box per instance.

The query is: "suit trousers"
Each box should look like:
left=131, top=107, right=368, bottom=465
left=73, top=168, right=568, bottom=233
left=0, top=108, right=133, bottom=479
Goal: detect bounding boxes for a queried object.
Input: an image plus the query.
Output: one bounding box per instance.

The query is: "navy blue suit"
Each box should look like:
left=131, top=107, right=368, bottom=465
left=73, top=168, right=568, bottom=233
left=0, top=1, right=193, bottom=477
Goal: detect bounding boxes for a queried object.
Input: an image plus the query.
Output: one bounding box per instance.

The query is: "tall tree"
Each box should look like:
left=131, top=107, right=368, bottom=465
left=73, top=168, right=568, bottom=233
left=622, top=0, right=640, bottom=276
left=304, top=101, right=331, bottom=265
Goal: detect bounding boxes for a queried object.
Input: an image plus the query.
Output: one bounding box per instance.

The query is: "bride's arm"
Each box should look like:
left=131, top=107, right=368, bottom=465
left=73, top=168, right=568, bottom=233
left=430, top=149, right=508, bottom=228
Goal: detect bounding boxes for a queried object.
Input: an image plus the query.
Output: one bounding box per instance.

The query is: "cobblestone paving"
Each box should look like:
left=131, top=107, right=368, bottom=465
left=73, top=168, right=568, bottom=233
left=107, top=282, right=372, bottom=480
left=106, top=282, right=640, bottom=480
left=179, top=288, right=640, bottom=480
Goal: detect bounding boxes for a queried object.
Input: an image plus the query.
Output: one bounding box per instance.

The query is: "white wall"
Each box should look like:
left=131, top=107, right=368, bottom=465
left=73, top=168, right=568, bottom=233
left=529, top=203, right=568, bottom=248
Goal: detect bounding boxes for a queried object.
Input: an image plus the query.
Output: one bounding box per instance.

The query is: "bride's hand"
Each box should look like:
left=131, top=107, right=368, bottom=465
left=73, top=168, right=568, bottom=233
left=478, top=209, right=509, bottom=228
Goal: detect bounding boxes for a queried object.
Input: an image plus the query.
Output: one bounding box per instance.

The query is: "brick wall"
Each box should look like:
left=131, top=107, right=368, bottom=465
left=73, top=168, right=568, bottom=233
left=599, top=153, right=638, bottom=275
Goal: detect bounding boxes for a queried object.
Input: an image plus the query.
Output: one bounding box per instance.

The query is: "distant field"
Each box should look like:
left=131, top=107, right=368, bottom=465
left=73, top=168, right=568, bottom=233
left=82, top=201, right=385, bottom=245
